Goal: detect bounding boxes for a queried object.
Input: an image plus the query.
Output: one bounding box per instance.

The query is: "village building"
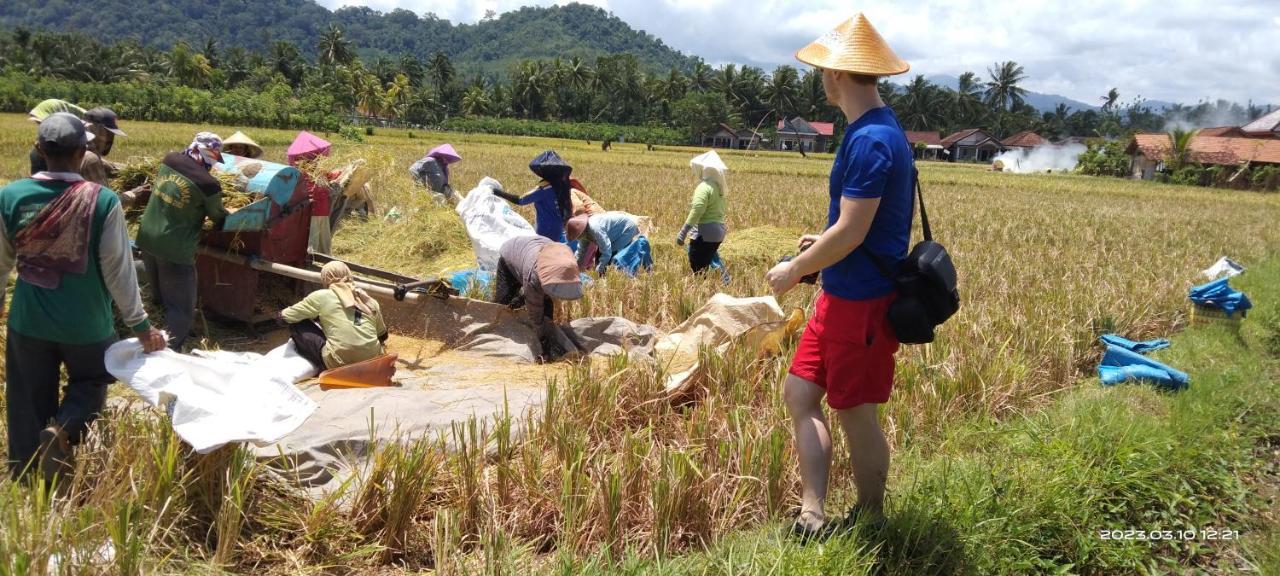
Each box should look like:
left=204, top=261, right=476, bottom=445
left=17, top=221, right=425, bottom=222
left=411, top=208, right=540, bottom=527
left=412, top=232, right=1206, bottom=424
left=940, top=128, right=1003, bottom=163
left=904, top=130, right=944, bottom=160
left=701, top=123, right=764, bottom=150
left=1000, top=130, right=1047, bottom=151
left=775, top=117, right=835, bottom=152
left=1126, top=133, right=1280, bottom=181
left=1241, top=109, right=1280, bottom=139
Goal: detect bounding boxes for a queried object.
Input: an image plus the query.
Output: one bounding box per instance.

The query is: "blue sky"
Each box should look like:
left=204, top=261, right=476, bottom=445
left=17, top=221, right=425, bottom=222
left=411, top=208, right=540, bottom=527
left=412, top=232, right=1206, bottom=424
left=315, top=0, right=1280, bottom=106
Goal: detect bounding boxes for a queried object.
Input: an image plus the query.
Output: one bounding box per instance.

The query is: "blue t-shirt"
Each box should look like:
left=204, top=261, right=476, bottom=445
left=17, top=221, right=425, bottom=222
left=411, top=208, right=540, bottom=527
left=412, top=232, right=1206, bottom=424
left=821, top=107, right=915, bottom=301
left=519, top=185, right=567, bottom=242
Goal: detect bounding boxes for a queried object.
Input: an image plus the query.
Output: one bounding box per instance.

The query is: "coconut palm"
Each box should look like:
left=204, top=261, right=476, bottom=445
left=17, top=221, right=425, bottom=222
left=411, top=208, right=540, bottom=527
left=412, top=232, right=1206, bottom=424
left=461, top=85, right=492, bottom=117
left=688, top=61, right=713, bottom=93
left=318, top=23, right=355, bottom=67
left=1168, top=127, right=1196, bottom=170
left=1101, top=87, right=1120, bottom=112
left=427, top=51, right=455, bottom=89
left=897, top=75, right=945, bottom=131
left=764, top=65, right=800, bottom=120
left=984, top=61, right=1028, bottom=112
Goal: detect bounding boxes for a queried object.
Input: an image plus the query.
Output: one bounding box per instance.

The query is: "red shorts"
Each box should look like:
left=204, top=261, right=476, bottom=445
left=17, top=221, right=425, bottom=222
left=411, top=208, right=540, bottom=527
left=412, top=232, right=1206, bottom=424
left=788, top=292, right=900, bottom=409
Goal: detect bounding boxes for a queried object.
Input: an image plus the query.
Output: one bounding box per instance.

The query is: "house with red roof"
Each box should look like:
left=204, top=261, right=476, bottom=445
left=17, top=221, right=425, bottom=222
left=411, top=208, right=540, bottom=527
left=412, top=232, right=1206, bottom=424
left=904, top=131, right=944, bottom=160
left=776, top=117, right=835, bottom=153
left=1126, top=132, right=1280, bottom=182
left=1000, top=131, right=1047, bottom=151
left=1241, top=109, right=1280, bottom=139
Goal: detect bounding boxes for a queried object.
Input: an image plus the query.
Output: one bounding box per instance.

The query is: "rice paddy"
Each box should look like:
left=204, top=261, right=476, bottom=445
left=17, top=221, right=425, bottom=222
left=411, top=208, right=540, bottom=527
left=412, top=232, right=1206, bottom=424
left=0, top=113, right=1277, bottom=573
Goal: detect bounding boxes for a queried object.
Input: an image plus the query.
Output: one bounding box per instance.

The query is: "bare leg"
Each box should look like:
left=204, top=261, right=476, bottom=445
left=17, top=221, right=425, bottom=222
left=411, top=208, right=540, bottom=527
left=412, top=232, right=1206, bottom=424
left=835, top=403, right=890, bottom=515
left=783, top=374, right=832, bottom=524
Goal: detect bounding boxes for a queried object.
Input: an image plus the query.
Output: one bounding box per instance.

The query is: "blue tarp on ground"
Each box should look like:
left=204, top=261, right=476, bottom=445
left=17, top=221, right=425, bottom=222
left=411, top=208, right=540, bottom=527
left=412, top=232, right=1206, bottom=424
left=1189, top=277, right=1253, bottom=316
left=1099, top=334, right=1171, bottom=355
left=612, top=236, right=653, bottom=277
left=1098, top=344, right=1189, bottom=391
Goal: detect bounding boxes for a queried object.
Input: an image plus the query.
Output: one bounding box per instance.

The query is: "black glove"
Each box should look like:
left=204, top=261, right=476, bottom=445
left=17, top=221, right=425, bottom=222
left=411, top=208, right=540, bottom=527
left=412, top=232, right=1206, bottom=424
left=492, top=189, right=521, bottom=204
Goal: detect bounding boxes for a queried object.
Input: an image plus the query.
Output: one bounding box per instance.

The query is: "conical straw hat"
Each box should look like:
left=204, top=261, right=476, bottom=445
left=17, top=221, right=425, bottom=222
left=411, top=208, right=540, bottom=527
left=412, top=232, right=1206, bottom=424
left=795, top=13, right=909, bottom=76
left=223, top=131, right=263, bottom=159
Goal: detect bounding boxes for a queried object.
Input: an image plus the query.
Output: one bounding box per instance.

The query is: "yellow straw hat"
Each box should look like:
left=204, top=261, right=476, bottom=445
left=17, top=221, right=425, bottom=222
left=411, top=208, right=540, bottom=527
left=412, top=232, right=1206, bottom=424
left=795, top=13, right=909, bottom=76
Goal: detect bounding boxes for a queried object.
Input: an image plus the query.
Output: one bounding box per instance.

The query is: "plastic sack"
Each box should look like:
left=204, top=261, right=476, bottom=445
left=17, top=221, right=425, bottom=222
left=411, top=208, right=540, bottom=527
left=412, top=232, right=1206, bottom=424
left=612, top=235, right=653, bottom=277
left=456, top=177, right=537, bottom=271
left=1097, top=344, right=1189, bottom=391
left=105, top=339, right=319, bottom=453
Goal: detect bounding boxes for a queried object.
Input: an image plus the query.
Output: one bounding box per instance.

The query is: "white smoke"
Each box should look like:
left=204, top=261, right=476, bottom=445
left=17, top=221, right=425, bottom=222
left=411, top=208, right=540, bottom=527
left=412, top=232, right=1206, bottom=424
left=992, top=144, right=1086, bottom=174
left=1161, top=105, right=1252, bottom=132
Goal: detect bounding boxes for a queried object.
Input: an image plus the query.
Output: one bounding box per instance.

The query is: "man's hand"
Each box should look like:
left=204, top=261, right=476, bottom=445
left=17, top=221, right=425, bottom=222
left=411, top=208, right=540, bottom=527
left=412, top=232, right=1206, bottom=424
left=136, top=327, right=167, bottom=353
left=797, top=234, right=820, bottom=251
left=766, top=259, right=802, bottom=296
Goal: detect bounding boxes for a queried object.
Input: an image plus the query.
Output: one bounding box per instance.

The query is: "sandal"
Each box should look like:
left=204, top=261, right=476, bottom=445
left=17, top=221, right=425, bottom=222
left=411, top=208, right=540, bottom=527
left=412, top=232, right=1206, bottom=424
left=838, top=505, right=887, bottom=533
left=790, top=510, right=832, bottom=543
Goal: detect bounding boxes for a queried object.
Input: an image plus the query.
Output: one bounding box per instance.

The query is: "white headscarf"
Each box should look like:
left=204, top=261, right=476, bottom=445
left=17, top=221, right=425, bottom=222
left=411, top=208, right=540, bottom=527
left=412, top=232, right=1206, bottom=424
left=690, top=150, right=728, bottom=193
left=186, top=132, right=223, bottom=169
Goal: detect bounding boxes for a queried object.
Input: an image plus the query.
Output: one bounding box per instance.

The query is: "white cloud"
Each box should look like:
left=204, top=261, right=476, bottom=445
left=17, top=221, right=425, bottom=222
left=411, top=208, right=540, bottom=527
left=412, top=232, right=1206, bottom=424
left=315, top=0, right=1280, bottom=105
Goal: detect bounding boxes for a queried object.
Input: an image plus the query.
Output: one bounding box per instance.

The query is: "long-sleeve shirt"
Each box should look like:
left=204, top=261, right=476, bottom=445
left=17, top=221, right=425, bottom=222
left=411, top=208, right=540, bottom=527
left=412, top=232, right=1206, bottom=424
left=518, top=186, right=566, bottom=241
left=571, top=188, right=604, bottom=216
left=282, top=289, right=386, bottom=370
left=499, top=236, right=554, bottom=324
left=135, top=152, right=228, bottom=265
left=0, top=173, right=150, bottom=344
left=575, top=212, right=639, bottom=274
left=409, top=156, right=450, bottom=194
left=684, top=181, right=726, bottom=227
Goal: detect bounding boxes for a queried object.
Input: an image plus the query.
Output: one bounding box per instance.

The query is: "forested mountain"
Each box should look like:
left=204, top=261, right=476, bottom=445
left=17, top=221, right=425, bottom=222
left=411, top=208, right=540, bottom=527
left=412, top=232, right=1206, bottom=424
left=0, top=1, right=697, bottom=77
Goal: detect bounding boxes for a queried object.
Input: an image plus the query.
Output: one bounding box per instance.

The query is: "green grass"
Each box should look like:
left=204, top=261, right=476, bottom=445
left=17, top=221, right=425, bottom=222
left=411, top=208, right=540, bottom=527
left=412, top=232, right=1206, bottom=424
left=575, top=258, right=1280, bottom=575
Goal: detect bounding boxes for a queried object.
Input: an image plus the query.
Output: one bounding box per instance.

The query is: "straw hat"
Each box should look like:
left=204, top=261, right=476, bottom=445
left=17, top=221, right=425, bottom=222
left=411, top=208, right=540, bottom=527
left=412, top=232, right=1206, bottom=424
left=223, top=131, right=263, bottom=159
left=795, top=13, right=909, bottom=76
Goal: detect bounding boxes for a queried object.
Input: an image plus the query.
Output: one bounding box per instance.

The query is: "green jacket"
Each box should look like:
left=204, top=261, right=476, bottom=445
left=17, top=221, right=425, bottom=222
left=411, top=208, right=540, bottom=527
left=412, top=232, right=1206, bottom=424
left=683, top=181, right=726, bottom=227
left=136, top=152, right=227, bottom=265
left=282, top=289, right=386, bottom=370
left=0, top=177, right=150, bottom=344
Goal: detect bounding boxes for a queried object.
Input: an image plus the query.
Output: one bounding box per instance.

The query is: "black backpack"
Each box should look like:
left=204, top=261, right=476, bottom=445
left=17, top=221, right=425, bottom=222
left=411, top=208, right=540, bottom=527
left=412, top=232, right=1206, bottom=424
left=865, top=171, right=960, bottom=344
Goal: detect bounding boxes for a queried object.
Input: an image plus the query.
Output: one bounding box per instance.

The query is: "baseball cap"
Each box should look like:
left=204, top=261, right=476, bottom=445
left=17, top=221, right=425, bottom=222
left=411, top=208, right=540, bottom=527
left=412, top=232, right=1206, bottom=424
left=83, top=107, right=127, bottom=136
left=37, top=113, right=94, bottom=149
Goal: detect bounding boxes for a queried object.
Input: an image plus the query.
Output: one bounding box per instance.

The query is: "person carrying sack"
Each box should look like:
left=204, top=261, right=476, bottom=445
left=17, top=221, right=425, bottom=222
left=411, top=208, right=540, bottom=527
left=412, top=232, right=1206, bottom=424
left=764, top=13, right=916, bottom=539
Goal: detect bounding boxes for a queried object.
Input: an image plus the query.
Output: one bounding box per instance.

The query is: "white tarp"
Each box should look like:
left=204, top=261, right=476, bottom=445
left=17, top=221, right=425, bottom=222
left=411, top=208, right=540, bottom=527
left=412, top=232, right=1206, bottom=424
left=455, top=177, right=537, bottom=271
left=104, top=339, right=319, bottom=454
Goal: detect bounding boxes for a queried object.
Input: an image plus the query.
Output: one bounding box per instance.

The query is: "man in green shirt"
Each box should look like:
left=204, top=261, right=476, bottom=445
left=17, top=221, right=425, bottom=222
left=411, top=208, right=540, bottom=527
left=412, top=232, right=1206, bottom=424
left=0, top=113, right=165, bottom=482
left=135, top=132, right=229, bottom=350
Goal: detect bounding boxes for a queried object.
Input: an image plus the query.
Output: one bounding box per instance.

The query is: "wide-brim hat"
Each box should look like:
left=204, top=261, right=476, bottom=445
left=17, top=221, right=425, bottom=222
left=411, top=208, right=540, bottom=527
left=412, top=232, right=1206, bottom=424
left=427, top=143, right=461, bottom=165
left=566, top=214, right=589, bottom=241
left=795, top=13, right=909, bottom=76
left=530, top=150, right=572, bottom=181
left=223, top=131, right=263, bottom=159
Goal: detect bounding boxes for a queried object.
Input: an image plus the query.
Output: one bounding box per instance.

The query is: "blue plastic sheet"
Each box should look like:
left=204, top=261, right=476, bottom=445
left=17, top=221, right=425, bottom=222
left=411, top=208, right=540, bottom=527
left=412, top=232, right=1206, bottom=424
left=612, top=236, right=653, bottom=277
left=1098, top=344, right=1189, bottom=391
left=1099, top=334, right=1171, bottom=355
left=1189, top=277, right=1252, bottom=316
left=448, top=269, right=493, bottom=294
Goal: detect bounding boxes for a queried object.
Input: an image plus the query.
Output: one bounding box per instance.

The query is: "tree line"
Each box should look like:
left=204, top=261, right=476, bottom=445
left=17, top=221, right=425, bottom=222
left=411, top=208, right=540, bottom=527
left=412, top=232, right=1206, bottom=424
left=0, top=26, right=1271, bottom=147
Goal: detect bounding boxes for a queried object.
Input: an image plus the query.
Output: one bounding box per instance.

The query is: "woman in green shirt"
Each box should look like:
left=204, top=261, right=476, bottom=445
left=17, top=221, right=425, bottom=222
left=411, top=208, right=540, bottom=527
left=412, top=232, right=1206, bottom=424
left=281, top=261, right=388, bottom=371
left=675, top=150, right=728, bottom=273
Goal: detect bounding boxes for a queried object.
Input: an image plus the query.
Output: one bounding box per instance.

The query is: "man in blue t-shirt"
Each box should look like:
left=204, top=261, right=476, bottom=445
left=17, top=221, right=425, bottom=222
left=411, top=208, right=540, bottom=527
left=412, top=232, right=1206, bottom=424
left=765, top=13, right=916, bottom=538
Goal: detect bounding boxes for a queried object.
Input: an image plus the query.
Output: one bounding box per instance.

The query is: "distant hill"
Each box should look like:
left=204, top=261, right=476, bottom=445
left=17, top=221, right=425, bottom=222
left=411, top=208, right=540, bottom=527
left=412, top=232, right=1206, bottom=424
left=0, top=1, right=698, bottom=77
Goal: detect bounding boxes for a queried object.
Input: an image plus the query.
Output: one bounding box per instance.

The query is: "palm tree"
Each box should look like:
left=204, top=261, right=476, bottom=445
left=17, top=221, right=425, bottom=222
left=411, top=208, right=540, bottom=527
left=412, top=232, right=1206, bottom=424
left=1100, top=87, right=1120, bottom=112
left=688, top=61, right=713, bottom=93
left=399, top=54, right=425, bottom=87
left=984, top=61, right=1028, bottom=112
left=897, top=75, right=944, bottom=130
left=384, top=73, right=412, bottom=121
left=797, top=68, right=829, bottom=119
left=356, top=72, right=384, bottom=119
left=511, top=59, right=551, bottom=119
left=461, top=85, right=491, bottom=117
left=317, top=23, right=354, bottom=67
left=270, top=41, right=305, bottom=84
left=764, top=65, right=800, bottom=121
left=427, top=51, right=455, bottom=89
left=1168, top=127, right=1196, bottom=170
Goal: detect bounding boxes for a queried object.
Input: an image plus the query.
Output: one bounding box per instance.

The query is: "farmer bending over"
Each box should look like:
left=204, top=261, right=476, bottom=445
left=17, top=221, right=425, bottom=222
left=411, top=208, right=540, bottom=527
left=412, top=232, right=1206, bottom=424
left=409, top=144, right=462, bottom=205
left=492, top=235, right=584, bottom=357
left=765, top=14, right=915, bottom=538
left=280, top=261, right=388, bottom=372
left=1, top=113, right=165, bottom=482
left=567, top=212, right=639, bottom=275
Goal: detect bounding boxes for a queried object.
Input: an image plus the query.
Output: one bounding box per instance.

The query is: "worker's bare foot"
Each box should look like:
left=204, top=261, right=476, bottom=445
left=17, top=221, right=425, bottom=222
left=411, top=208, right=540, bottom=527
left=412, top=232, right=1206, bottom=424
left=38, top=426, right=73, bottom=485
left=790, top=509, right=830, bottom=543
